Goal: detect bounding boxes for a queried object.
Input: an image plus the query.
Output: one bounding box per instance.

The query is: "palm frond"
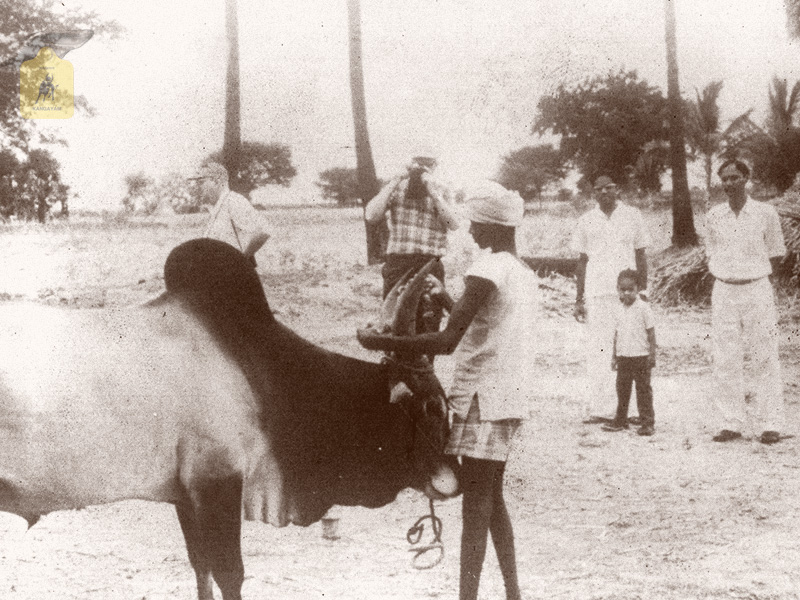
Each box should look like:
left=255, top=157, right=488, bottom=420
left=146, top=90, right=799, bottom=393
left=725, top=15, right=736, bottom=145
left=788, top=81, right=800, bottom=120
left=695, top=80, right=723, bottom=132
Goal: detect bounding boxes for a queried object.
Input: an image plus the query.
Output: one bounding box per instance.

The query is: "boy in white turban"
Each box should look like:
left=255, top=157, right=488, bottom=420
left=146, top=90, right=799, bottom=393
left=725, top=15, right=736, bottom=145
left=359, top=180, right=536, bottom=600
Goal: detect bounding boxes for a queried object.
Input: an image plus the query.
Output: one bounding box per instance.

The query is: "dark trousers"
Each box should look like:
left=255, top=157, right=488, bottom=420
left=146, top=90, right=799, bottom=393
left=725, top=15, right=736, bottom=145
left=615, top=356, right=654, bottom=426
left=381, top=253, right=445, bottom=334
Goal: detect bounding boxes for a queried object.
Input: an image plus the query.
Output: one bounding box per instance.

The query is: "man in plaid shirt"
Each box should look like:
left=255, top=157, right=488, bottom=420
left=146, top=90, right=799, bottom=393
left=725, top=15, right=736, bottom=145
left=366, top=157, right=460, bottom=331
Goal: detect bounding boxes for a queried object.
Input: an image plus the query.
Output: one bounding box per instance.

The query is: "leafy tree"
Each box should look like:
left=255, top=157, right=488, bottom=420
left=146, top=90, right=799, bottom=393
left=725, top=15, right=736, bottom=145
left=0, top=0, right=120, bottom=218
left=496, top=144, right=567, bottom=202
left=631, top=141, right=669, bottom=194
left=18, top=148, right=66, bottom=222
left=316, top=167, right=362, bottom=206
left=0, top=149, right=21, bottom=218
left=686, top=81, right=724, bottom=212
left=347, top=0, right=385, bottom=264
left=533, top=69, right=668, bottom=186
left=206, top=141, right=297, bottom=199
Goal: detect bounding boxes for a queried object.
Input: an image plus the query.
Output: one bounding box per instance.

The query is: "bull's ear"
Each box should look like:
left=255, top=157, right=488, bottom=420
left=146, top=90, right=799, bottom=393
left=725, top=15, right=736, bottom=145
left=391, top=259, right=439, bottom=336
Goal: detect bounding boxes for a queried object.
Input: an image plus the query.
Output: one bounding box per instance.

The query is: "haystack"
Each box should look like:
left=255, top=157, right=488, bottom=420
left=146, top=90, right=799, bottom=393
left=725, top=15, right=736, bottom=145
left=650, top=196, right=800, bottom=307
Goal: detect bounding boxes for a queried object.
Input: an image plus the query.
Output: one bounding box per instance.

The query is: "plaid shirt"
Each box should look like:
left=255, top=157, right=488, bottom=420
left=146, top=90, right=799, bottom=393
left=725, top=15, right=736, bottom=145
left=386, top=178, right=449, bottom=256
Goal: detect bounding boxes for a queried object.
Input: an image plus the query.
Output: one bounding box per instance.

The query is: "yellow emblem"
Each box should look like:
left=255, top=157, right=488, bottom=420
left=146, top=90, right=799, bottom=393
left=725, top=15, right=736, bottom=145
left=20, top=47, right=74, bottom=119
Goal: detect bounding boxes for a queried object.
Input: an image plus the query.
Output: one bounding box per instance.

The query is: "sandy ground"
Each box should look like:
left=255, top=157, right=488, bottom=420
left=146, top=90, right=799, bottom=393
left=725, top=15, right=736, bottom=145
left=1, top=211, right=800, bottom=599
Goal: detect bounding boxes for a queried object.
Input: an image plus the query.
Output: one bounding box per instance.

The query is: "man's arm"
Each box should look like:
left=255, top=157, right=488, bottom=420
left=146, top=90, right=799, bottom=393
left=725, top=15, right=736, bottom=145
left=646, top=327, right=657, bottom=368
left=423, top=173, right=460, bottom=231
left=574, top=253, right=588, bottom=322
left=358, top=276, right=495, bottom=356
left=611, top=330, right=618, bottom=371
left=228, top=194, right=271, bottom=257
left=243, top=232, right=270, bottom=258
left=365, top=176, right=401, bottom=224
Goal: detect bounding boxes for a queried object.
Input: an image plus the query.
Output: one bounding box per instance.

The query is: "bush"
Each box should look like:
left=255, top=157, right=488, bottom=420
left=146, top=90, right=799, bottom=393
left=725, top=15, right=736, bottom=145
left=122, top=172, right=160, bottom=215
left=316, top=167, right=361, bottom=206
left=162, top=173, right=205, bottom=214
left=556, top=188, right=574, bottom=203
left=122, top=171, right=214, bottom=215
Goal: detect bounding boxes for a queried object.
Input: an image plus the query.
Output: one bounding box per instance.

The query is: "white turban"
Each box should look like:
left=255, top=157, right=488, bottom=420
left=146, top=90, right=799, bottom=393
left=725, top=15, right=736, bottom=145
left=465, top=180, right=524, bottom=227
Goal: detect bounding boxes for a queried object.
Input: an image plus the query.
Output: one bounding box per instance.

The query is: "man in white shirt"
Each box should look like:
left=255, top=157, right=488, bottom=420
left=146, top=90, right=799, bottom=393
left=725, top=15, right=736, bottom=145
left=190, top=162, right=271, bottom=266
left=571, top=175, right=650, bottom=423
left=706, top=159, right=786, bottom=445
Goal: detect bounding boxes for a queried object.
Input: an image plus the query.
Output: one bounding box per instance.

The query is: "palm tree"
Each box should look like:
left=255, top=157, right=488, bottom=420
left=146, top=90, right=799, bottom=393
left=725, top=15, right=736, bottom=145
left=767, top=77, right=800, bottom=138
left=786, top=0, right=800, bottom=38
left=347, top=0, right=385, bottom=264
left=765, top=76, right=800, bottom=192
left=223, top=0, right=242, bottom=193
left=686, top=80, right=724, bottom=212
left=664, top=0, right=698, bottom=247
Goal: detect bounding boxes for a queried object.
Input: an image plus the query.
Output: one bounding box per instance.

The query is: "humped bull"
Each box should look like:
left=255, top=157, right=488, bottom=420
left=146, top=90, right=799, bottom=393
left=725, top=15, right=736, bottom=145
left=0, top=238, right=459, bottom=600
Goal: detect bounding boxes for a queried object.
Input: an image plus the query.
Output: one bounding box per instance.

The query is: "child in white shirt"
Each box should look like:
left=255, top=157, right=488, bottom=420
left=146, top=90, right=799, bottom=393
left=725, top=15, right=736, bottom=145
left=603, top=269, right=657, bottom=436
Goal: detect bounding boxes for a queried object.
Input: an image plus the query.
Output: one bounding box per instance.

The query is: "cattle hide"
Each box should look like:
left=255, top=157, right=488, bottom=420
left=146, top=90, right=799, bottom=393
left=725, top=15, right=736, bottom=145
left=163, top=239, right=444, bottom=528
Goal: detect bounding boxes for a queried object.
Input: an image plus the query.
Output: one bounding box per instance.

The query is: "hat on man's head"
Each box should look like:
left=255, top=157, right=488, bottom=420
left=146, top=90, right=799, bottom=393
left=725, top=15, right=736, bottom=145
left=409, top=156, right=438, bottom=171
left=593, top=175, right=615, bottom=189
left=465, top=180, right=524, bottom=227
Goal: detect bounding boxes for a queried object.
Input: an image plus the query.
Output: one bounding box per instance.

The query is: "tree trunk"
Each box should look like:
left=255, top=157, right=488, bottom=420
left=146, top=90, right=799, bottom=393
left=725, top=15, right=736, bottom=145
left=224, top=0, right=243, bottom=195
left=665, top=0, right=698, bottom=247
left=347, top=0, right=386, bottom=265
left=704, top=154, right=712, bottom=213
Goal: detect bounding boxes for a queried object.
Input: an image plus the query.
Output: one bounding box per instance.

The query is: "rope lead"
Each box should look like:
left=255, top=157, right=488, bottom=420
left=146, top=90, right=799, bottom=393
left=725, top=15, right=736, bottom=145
left=407, top=498, right=445, bottom=570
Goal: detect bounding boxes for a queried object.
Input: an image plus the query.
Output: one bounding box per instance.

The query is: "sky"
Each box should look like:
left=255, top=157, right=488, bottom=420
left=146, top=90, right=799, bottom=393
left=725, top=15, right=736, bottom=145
left=29, top=0, right=800, bottom=209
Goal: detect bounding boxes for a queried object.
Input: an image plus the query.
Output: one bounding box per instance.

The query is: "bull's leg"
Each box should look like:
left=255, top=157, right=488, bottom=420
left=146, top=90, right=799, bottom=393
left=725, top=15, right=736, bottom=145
left=177, top=476, right=245, bottom=600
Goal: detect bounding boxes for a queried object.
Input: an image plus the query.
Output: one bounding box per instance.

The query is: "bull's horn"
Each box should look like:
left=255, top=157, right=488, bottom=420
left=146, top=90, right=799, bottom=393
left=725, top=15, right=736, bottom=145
left=380, top=268, right=415, bottom=331
left=391, top=258, right=439, bottom=336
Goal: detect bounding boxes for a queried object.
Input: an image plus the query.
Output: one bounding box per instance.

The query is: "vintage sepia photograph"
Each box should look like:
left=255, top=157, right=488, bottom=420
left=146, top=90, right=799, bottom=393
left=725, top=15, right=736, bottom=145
left=1, top=0, right=800, bottom=598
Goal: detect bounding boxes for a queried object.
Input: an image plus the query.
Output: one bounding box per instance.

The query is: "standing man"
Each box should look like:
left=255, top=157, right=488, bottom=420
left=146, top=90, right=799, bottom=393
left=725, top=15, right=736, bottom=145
left=365, top=155, right=459, bottom=333
left=571, top=175, right=650, bottom=423
left=707, top=159, right=786, bottom=444
left=190, top=162, right=271, bottom=266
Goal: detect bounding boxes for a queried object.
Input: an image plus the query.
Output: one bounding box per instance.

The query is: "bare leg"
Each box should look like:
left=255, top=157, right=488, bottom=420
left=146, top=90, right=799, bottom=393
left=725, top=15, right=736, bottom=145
left=460, top=457, right=520, bottom=600
left=489, top=465, right=522, bottom=600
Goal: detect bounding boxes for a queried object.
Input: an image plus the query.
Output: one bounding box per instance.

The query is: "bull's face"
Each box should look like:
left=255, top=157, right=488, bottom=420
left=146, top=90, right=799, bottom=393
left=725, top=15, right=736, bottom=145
left=381, top=261, right=460, bottom=499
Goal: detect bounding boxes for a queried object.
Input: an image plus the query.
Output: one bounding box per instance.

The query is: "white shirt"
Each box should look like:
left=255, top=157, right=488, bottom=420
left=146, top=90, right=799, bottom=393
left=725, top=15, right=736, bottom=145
left=571, top=203, right=650, bottom=298
left=706, top=197, right=786, bottom=281
left=614, top=298, right=655, bottom=357
left=204, top=190, right=269, bottom=253
left=449, top=251, right=539, bottom=421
